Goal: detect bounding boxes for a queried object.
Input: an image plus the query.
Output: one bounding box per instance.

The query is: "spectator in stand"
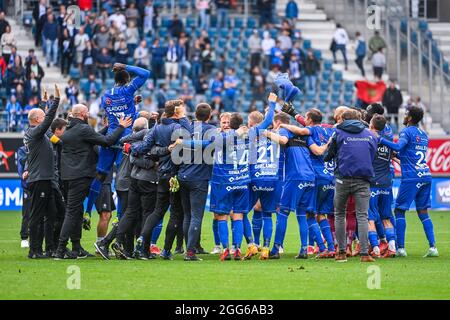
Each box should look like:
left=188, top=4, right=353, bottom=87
left=210, top=71, right=224, bottom=100
left=371, top=48, right=386, bottom=79
left=65, top=79, right=79, bottom=106
left=355, top=31, right=367, bottom=77
left=196, top=0, right=210, bottom=30
left=24, top=72, right=40, bottom=101
left=93, top=25, right=111, bottom=50
left=151, top=38, right=166, bottom=80
left=1, top=25, right=16, bottom=65
left=56, top=5, right=67, bottom=29
left=165, top=39, right=179, bottom=81
left=250, top=65, right=265, bottom=103
left=261, top=31, right=275, bottom=69
left=217, top=54, right=226, bottom=74
left=82, top=40, right=96, bottom=77
left=33, top=0, right=47, bottom=47
left=332, top=23, right=349, bottom=70
left=25, top=57, right=44, bottom=96
left=0, top=54, right=6, bottom=87
left=134, top=40, right=150, bottom=69
left=5, top=95, right=22, bottom=131
left=210, top=95, right=224, bottom=124
left=368, top=31, right=386, bottom=58
left=265, top=65, right=280, bottom=92
left=14, top=84, right=27, bottom=107
left=278, top=29, right=293, bottom=69
left=60, top=28, right=74, bottom=77
left=270, top=40, right=284, bottom=69
left=190, top=39, right=203, bottom=80
left=194, top=73, right=209, bottom=104
left=142, top=96, right=157, bottom=113
left=156, top=83, right=168, bottom=110
left=258, top=0, right=274, bottom=27
left=43, top=13, right=59, bottom=67
left=125, top=20, right=140, bottom=55
left=201, top=43, right=215, bottom=75
left=143, top=0, right=154, bottom=36
left=180, top=82, right=195, bottom=111
left=169, top=14, right=184, bottom=39
left=125, top=2, right=139, bottom=27
left=285, top=0, right=299, bottom=25
left=178, top=35, right=191, bottom=80
left=248, top=29, right=262, bottom=69
left=382, top=81, right=403, bottom=125
left=223, top=68, right=238, bottom=111
left=74, top=26, right=90, bottom=73
left=82, top=74, right=101, bottom=101
left=24, top=49, right=36, bottom=69
left=109, top=8, right=127, bottom=32
left=0, top=11, right=10, bottom=40
left=96, top=47, right=113, bottom=82
left=6, top=55, right=25, bottom=95
left=289, top=54, right=301, bottom=88
left=304, top=49, right=320, bottom=94
left=115, top=39, right=129, bottom=64
left=216, top=0, right=230, bottom=28
left=7, top=46, right=18, bottom=67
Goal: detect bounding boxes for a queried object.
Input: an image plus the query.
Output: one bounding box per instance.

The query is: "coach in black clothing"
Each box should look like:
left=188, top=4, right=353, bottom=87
left=55, top=104, right=132, bottom=259
left=23, top=85, right=60, bottom=259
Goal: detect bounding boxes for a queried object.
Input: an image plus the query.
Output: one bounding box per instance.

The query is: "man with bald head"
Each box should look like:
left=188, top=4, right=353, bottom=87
left=23, top=86, right=60, bottom=259
left=54, top=103, right=132, bottom=259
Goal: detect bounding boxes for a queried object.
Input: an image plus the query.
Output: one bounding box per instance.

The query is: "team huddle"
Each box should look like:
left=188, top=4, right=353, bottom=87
left=21, top=63, right=439, bottom=262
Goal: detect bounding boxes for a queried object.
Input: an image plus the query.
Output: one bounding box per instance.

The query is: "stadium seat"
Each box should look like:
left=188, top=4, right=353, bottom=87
left=333, top=71, right=343, bottom=82
left=418, top=20, right=428, bottom=32
left=322, top=71, right=331, bottom=82
left=269, top=28, right=278, bottom=39
left=105, top=79, right=115, bottom=88
left=241, top=100, right=251, bottom=111
left=332, top=82, right=341, bottom=92
left=220, top=28, right=229, bottom=38
left=230, top=38, right=239, bottom=48
left=314, top=50, right=322, bottom=60
left=304, top=101, right=314, bottom=109
left=319, top=92, right=328, bottom=102
left=330, top=100, right=339, bottom=109
left=320, top=82, right=330, bottom=92
left=324, top=59, right=333, bottom=71
left=232, top=28, right=241, bottom=38
left=167, top=90, right=178, bottom=100
left=343, top=92, right=353, bottom=103
left=158, top=28, right=168, bottom=38
left=303, top=40, right=311, bottom=50
left=69, top=67, right=80, bottom=80
left=317, top=101, right=327, bottom=112
left=306, top=91, right=315, bottom=102
left=218, top=38, right=227, bottom=48
left=186, top=16, right=197, bottom=28
left=208, top=28, right=217, bottom=38
left=247, top=17, right=257, bottom=29
left=234, top=17, right=244, bottom=29
left=161, top=17, right=171, bottom=28
left=331, top=92, right=340, bottom=102
left=344, top=81, right=354, bottom=92
left=240, top=50, right=249, bottom=60
left=244, top=29, right=253, bottom=38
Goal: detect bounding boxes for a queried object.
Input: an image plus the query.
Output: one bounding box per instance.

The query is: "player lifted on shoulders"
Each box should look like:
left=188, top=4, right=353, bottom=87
left=379, top=106, right=438, bottom=258
left=83, top=63, right=150, bottom=229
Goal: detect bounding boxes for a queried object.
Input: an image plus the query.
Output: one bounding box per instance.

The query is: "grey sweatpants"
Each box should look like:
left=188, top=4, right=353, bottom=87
left=334, top=177, right=371, bottom=255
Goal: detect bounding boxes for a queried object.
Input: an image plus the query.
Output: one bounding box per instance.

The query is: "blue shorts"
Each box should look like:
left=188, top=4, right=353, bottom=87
left=250, top=181, right=282, bottom=214
left=210, top=182, right=250, bottom=215
left=369, top=187, right=393, bottom=221
left=314, top=181, right=335, bottom=215
left=395, top=180, right=432, bottom=211
left=279, top=180, right=315, bottom=214
left=96, top=146, right=123, bottom=175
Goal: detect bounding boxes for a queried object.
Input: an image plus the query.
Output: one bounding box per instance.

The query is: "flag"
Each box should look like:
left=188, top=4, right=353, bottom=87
left=355, top=80, right=387, bottom=104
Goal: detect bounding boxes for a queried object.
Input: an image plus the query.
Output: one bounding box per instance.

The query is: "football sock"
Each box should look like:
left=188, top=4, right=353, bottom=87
left=271, top=212, right=288, bottom=254
left=218, top=220, right=229, bottom=249
left=232, top=219, right=244, bottom=249
left=319, top=218, right=335, bottom=251
left=212, top=219, right=221, bottom=246
left=308, top=226, right=315, bottom=247
left=418, top=212, right=436, bottom=247
left=262, top=212, right=273, bottom=248
left=368, top=230, right=379, bottom=250
left=243, top=214, right=253, bottom=245
left=296, top=210, right=308, bottom=250
left=307, top=216, right=326, bottom=252
left=85, top=178, right=102, bottom=215
left=385, top=226, right=396, bottom=251
left=252, top=210, right=263, bottom=246
left=395, top=209, right=406, bottom=248
left=116, top=196, right=123, bottom=220
left=375, top=217, right=385, bottom=239
left=151, top=219, right=163, bottom=244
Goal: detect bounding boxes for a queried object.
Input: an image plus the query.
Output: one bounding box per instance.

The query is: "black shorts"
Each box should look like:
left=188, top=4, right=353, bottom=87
left=95, top=184, right=116, bottom=213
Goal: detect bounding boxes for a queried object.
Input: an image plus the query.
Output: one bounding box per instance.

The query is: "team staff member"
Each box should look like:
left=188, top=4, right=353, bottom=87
left=55, top=104, right=132, bottom=260
left=17, top=146, right=30, bottom=249
left=23, top=85, right=60, bottom=259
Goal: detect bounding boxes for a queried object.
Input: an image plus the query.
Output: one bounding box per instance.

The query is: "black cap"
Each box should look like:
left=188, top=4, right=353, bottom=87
left=366, top=103, right=384, bottom=116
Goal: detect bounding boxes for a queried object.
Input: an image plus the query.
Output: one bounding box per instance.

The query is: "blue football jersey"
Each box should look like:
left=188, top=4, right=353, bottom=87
left=371, top=138, right=392, bottom=188
left=396, top=126, right=431, bottom=182
left=279, top=128, right=315, bottom=182
left=249, top=127, right=281, bottom=182
left=306, top=125, right=334, bottom=182
left=101, top=65, right=150, bottom=134
left=211, top=131, right=250, bottom=185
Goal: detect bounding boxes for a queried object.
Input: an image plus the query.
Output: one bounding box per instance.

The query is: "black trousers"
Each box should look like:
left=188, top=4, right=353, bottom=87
left=51, top=186, right=66, bottom=250
left=20, top=188, right=31, bottom=240
left=28, top=180, right=54, bottom=253
left=140, top=176, right=184, bottom=252
left=58, top=177, right=92, bottom=250
left=116, top=178, right=157, bottom=253
left=355, top=56, right=365, bottom=77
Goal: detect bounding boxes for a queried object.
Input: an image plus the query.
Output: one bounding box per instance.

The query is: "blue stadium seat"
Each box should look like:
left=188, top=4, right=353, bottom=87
left=418, top=20, right=428, bottom=32
left=186, top=16, right=197, bottom=28
left=167, top=90, right=178, bottom=100
left=234, top=17, right=244, bottom=29
left=303, top=40, right=311, bottom=50
left=79, top=78, right=88, bottom=91
left=241, top=100, right=251, bottom=111
left=127, top=57, right=134, bottom=65
left=220, top=28, right=229, bottom=38
left=240, top=50, right=249, bottom=60
left=218, top=38, right=227, bottom=48
left=244, top=29, right=253, bottom=38
left=105, top=79, right=115, bottom=88
left=322, top=71, right=331, bottom=82
left=228, top=50, right=237, bottom=59
left=306, top=91, right=315, bottom=102
left=208, top=28, right=217, bottom=38
left=69, top=67, right=80, bottom=80
left=317, top=101, right=327, bottom=112
left=238, top=59, right=247, bottom=70
left=324, top=59, right=333, bottom=71
left=319, top=92, right=328, bottom=102
left=343, top=92, right=353, bottom=103
left=247, top=17, right=257, bottom=29
left=269, top=28, right=278, bottom=39
left=320, top=82, right=330, bottom=92
left=158, top=28, right=168, bottom=38
left=314, top=49, right=322, bottom=60
left=230, top=38, right=239, bottom=47
left=330, top=100, right=339, bottom=109
left=304, top=101, right=314, bottom=109
left=294, top=100, right=302, bottom=110
left=332, top=81, right=341, bottom=92
left=161, top=17, right=171, bottom=28
left=344, top=81, right=354, bottom=92
left=331, top=92, right=340, bottom=103
left=333, top=71, right=343, bottom=82
left=142, top=90, right=152, bottom=99
left=232, top=28, right=241, bottom=38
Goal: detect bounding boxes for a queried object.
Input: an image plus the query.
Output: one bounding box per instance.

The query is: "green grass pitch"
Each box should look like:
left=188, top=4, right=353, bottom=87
left=0, top=210, right=449, bottom=300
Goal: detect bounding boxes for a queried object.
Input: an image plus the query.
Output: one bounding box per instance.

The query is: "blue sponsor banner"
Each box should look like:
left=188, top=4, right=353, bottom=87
left=1, top=178, right=450, bottom=211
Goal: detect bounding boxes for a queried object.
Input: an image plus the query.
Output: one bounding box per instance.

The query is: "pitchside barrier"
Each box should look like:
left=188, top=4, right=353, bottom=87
left=1, top=133, right=450, bottom=211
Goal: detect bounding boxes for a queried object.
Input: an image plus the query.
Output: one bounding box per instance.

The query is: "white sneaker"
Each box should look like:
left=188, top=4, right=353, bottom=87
left=210, top=245, right=222, bottom=255
left=21, top=240, right=29, bottom=248
left=396, top=248, right=407, bottom=257
left=278, top=245, right=284, bottom=254
left=423, top=247, right=439, bottom=258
